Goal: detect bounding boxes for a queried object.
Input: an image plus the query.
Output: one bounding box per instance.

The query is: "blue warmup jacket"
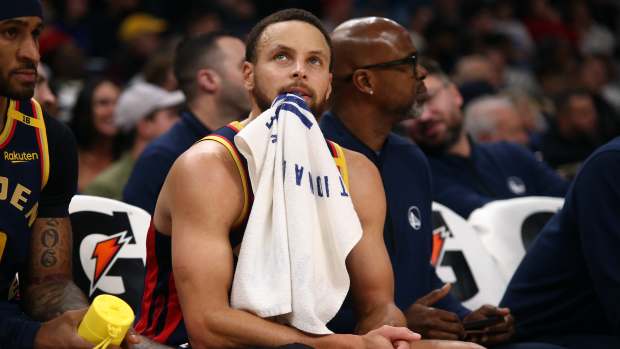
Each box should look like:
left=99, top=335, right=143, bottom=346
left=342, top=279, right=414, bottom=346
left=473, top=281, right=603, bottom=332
left=501, top=137, right=620, bottom=339
left=320, top=112, right=469, bottom=333
left=425, top=139, right=569, bottom=218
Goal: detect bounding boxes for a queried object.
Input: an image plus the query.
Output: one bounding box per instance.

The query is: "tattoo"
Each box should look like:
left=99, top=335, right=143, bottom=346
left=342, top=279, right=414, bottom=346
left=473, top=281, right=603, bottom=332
left=24, top=280, right=89, bottom=321
left=40, top=226, right=59, bottom=267
left=40, top=249, right=57, bottom=267
left=41, top=228, right=59, bottom=247
left=24, top=217, right=88, bottom=320
left=45, top=218, right=60, bottom=227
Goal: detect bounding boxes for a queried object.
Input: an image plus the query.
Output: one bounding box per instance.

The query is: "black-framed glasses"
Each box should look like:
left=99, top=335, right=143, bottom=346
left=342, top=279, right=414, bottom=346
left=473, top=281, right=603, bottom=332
left=342, top=54, right=418, bottom=80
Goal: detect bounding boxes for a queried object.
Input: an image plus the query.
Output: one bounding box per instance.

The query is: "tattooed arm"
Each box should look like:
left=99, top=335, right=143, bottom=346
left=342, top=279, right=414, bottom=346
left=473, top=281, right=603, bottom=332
left=22, top=217, right=88, bottom=321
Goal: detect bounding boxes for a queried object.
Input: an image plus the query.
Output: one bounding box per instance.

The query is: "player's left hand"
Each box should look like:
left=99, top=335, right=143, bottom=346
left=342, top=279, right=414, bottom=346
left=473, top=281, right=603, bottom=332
left=463, top=305, right=514, bottom=345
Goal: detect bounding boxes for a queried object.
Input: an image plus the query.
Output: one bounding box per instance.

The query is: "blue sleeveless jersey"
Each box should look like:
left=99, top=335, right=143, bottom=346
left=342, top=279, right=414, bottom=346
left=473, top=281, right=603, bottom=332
left=0, top=98, right=50, bottom=299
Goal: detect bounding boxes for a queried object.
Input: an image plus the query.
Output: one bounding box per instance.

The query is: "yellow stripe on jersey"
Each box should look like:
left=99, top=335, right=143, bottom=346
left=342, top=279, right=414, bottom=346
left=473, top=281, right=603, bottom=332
left=330, top=142, right=350, bottom=192
left=7, top=101, right=44, bottom=129
left=31, top=99, right=50, bottom=189
left=0, top=101, right=17, bottom=146
left=202, top=134, right=250, bottom=228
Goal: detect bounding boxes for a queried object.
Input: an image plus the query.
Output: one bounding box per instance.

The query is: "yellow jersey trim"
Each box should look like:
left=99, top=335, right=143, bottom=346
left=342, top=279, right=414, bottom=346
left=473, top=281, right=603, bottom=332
left=0, top=100, right=18, bottom=146
left=330, top=141, right=350, bottom=192
left=31, top=99, right=50, bottom=189
left=201, top=124, right=249, bottom=227
left=8, top=101, right=44, bottom=129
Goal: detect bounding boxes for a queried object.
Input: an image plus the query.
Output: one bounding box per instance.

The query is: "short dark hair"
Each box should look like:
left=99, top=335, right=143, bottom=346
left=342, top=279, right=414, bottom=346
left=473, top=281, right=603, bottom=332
left=245, top=8, right=333, bottom=71
left=174, top=31, right=231, bottom=100
left=552, top=88, right=592, bottom=117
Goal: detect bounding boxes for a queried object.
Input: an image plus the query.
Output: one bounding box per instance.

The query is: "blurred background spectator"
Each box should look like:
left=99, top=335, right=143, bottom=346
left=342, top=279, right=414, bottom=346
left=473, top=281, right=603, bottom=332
left=69, top=78, right=122, bottom=191
left=464, top=95, right=529, bottom=146
left=34, top=63, right=59, bottom=117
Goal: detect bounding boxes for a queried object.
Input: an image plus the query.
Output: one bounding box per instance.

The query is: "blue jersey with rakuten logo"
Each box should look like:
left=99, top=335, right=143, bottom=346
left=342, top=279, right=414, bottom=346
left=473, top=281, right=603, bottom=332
left=0, top=98, right=49, bottom=299
left=320, top=112, right=469, bottom=333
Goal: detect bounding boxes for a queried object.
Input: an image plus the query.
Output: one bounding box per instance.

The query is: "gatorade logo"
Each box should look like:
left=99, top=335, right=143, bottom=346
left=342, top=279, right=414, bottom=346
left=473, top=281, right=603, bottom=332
left=72, top=209, right=147, bottom=310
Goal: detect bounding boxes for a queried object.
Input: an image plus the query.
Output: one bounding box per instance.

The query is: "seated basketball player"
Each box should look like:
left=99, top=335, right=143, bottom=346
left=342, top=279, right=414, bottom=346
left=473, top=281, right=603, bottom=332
left=138, top=8, right=482, bottom=349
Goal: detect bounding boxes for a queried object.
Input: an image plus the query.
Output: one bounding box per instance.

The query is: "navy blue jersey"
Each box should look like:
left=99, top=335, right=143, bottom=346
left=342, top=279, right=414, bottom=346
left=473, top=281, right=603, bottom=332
left=320, top=112, right=469, bottom=334
left=0, top=99, right=49, bottom=298
left=426, top=139, right=569, bottom=218
left=0, top=98, right=77, bottom=349
left=135, top=122, right=249, bottom=345
left=501, top=137, right=620, bottom=339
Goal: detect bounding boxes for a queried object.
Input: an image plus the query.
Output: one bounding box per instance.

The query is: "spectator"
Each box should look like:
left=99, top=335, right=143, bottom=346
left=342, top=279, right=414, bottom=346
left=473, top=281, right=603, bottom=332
left=83, top=81, right=183, bottom=200
left=453, top=54, right=502, bottom=89
left=569, top=0, right=615, bottom=57
left=69, top=78, right=122, bottom=191
left=33, top=63, right=58, bottom=117
left=108, top=12, right=167, bottom=83
left=578, top=55, right=620, bottom=134
left=539, top=88, right=601, bottom=176
left=405, top=59, right=568, bottom=218
left=123, top=32, right=250, bottom=214
left=464, top=95, right=529, bottom=146
left=504, top=90, right=547, bottom=136
left=133, top=44, right=180, bottom=91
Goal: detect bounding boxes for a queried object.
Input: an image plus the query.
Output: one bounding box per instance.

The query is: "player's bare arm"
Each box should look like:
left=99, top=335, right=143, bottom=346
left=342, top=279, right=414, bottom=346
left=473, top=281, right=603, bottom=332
left=23, top=217, right=89, bottom=320
left=343, top=148, right=406, bottom=334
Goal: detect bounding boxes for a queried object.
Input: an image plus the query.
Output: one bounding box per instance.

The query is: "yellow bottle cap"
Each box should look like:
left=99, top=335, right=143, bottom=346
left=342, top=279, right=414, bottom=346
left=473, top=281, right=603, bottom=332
left=78, top=294, right=135, bottom=346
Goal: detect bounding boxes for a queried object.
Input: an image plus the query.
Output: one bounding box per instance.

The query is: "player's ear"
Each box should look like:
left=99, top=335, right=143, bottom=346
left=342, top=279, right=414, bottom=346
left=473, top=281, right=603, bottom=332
left=352, top=70, right=374, bottom=96
left=243, top=61, right=254, bottom=91
left=196, top=68, right=218, bottom=94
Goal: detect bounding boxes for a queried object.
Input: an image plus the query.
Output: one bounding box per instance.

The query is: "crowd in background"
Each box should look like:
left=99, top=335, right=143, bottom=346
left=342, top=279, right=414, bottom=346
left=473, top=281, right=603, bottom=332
left=36, top=0, right=620, bottom=191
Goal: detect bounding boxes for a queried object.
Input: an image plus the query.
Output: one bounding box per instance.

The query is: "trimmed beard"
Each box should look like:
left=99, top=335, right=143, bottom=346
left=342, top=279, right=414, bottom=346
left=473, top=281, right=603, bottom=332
left=418, top=121, right=463, bottom=155
left=0, top=76, right=35, bottom=100
left=251, top=80, right=326, bottom=117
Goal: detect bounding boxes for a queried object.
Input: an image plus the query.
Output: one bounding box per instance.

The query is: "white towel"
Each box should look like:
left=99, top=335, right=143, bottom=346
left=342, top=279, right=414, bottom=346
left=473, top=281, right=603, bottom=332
left=231, top=94, right=363, bottom=334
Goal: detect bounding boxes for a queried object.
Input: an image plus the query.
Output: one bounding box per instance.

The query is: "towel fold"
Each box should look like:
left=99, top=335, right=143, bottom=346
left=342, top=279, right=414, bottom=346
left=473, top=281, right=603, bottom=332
left=231, top=94, right=363, bottom=334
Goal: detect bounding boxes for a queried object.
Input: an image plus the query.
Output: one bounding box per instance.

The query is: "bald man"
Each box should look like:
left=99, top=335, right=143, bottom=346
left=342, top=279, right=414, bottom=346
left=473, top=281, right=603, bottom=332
left=321, top=17, right=563, bottom=349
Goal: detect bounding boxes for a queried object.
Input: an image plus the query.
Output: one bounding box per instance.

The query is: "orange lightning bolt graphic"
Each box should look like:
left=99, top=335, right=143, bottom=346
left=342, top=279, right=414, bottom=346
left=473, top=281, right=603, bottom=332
left=91, top=236, right=124, bottom=287
left=431, top=230, right=446, bottom=267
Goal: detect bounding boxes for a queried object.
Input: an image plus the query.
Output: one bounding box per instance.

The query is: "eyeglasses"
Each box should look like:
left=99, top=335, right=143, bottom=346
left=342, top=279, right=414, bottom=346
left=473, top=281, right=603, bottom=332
left=342, top=54, right=418, bottom=80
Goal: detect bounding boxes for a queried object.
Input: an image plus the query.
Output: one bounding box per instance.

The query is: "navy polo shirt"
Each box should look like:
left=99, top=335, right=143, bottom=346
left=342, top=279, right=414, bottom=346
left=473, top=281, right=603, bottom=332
left=123, top=110, right=211, bottom=215
left=501, top=137, right=620, bottom=339
left=425, top=140, right=569, bottom=218
left=320, top=112, right=469, bottom=333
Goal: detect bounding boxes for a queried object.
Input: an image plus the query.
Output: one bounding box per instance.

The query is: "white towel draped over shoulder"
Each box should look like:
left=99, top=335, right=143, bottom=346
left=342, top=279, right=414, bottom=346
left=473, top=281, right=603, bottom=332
left=231, top=94, right=363, bottom=334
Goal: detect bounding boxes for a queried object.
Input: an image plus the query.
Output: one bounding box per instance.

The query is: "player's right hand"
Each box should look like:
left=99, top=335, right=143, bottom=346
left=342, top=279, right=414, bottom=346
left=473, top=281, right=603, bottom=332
left=34, top=309, right=93, bottom=349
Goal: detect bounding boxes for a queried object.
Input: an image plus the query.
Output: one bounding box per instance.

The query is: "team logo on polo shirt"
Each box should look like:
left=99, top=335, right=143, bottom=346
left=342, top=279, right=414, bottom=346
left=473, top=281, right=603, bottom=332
left=408, top=206, right=422, bottom=230
left=507, top=176, right=526, bottom=195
